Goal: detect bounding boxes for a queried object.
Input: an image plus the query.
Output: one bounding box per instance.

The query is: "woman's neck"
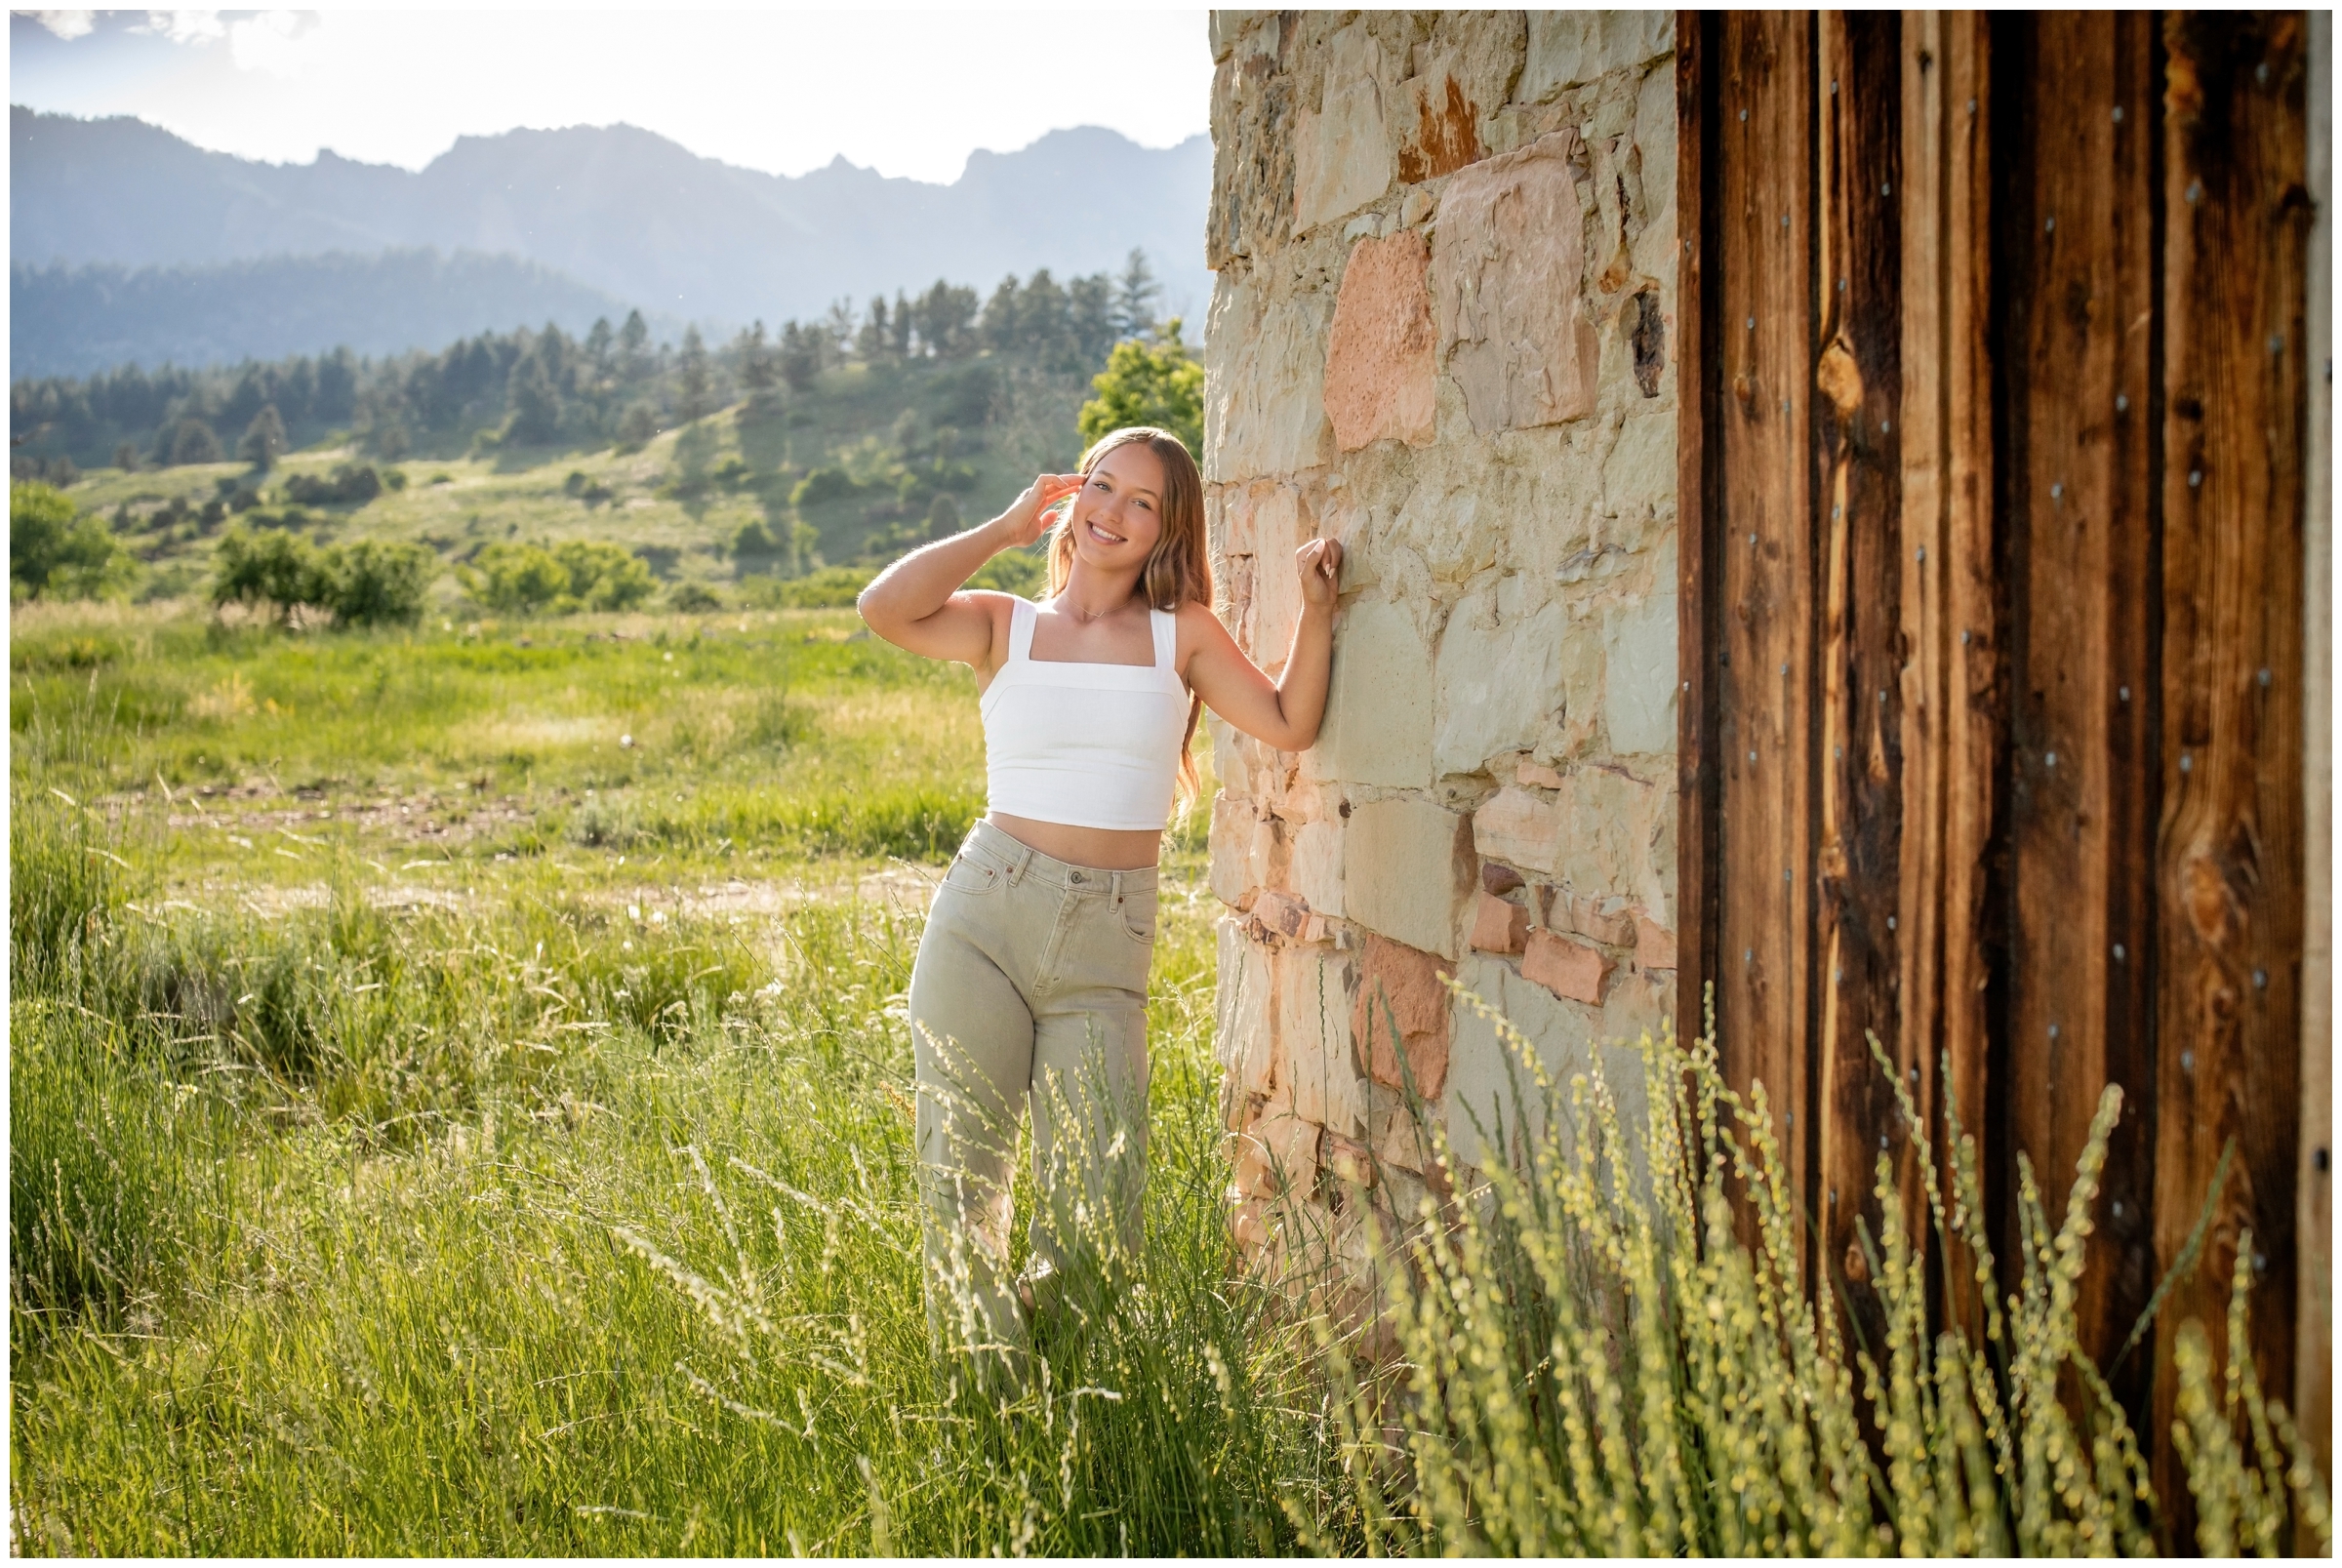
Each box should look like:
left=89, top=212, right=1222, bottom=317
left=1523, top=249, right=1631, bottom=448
left=1055, top=558, right=1146, bottom=620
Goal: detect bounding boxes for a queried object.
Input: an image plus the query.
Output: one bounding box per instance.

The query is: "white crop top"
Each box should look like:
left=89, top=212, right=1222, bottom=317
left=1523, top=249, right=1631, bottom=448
left=980, top=597, right=1191, bottom=831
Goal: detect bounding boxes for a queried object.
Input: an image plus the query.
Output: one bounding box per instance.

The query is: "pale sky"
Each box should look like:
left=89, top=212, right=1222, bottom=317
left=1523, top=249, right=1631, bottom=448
left=9, top=8, right=1215, bottom=182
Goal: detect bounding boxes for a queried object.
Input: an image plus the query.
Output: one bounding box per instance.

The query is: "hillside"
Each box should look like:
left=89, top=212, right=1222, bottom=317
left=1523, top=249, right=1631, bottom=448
left=39, top=341, right=1105, bottom=610
left=10, top=107, right=1213, bottom=371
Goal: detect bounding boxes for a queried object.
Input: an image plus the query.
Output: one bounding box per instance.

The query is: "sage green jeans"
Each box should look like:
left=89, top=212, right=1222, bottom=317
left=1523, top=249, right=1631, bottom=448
left=909, top=820, right=1154, bottom=1369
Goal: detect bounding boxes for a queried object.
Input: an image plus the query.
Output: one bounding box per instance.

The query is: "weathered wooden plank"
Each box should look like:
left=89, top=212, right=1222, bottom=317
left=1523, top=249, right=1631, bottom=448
left=1714, top=10, right=1818, bottom=1267
left=1897, top=10, right=1999, bottom=1339
left=1812, top=8, right=1911, bottom=1309
left=1676, top=8, right=1722, bottom=1051
left=2295, top=6, right=2331, bottom=1480
left=1996, top=8, right=2161, bottom=1394
left=2152, top=7, right=2311, bottom=1523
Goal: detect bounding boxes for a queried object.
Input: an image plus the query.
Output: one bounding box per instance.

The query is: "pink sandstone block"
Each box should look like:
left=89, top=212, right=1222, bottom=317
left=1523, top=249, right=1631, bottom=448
left=1322, top=230, right=1438, bottom=452
left=1521, top=929, right=1612, bottom=1006
left=1469, top=890, right=1529, bottom=955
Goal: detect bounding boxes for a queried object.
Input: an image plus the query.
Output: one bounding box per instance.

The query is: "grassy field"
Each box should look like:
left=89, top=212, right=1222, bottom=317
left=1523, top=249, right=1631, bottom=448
left=9, top=598, right=1357, bottom=1555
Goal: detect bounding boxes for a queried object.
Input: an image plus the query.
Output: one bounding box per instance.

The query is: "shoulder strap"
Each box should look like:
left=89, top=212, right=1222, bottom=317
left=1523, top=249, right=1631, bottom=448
left=1007, top=596, right=1036, bottom=663
left=1151, top=606, right=1177, bottom=671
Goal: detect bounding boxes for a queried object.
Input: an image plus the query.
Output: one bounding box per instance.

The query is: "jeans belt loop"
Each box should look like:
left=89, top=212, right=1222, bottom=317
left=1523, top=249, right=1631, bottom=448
left=1007, top=839, right=1033, bottom=887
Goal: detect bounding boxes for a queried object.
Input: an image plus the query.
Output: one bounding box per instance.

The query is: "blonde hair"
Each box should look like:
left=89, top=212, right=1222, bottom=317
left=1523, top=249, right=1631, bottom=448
left=1047, top=425, right=1212, bottom=807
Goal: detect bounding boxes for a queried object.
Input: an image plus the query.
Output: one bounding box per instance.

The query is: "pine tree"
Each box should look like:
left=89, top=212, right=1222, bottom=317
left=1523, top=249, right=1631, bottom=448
left=238, top=404, right=288, bottom=468
left=1114, top=248, right=1162, bottom=340
left=858, top=297, right=890, bottom=361
left=504, top=353, right=562, bottom=446
left=677, top=327, right=712, bottom=422
left=618, top=309, right=652, bottom=383
left=892, top=291, right=914, bottom=358
left=779, top=322, right=822, bottom=392
left=168, top=419, right=223, bottom=466
left=740, top=322, right=776, bottom=395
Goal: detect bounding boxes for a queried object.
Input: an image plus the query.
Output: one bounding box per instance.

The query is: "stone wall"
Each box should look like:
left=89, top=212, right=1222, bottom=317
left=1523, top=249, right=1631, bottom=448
left=1201, top=10, right=1679, bottom=1279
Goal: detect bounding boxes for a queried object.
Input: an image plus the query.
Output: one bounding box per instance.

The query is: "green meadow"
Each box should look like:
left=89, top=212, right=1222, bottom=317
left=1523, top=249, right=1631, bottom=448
left=9, top=594, right=1365, bottom=1555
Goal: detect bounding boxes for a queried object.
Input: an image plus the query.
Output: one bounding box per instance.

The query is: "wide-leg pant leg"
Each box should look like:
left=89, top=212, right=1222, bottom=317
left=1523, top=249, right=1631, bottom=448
left=907, top=861, right=1036, bottom=1362
left=1024, top=878, right=1155, bottom=1304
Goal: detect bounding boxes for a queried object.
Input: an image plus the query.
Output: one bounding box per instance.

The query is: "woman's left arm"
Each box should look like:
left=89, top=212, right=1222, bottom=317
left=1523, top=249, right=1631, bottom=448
left=1184, top=539, right=1344, bottom=752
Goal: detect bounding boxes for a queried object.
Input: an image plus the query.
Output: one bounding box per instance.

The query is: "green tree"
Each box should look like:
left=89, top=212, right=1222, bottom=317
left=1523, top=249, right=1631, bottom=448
left=616, top=404, right=661, bottom=449
left=210, top=526, right=326, bottom=621
left=1114, top=248, right=1161, bottom=340
left=111, top=440, right=141, bottom=473
left=168, top=419, right=223, bottom=466
left=678, top=327, right=712, bottom=421
left=504, top=352, right=563, bottom=446
left=1076, top=318, right=1204, bottom=456
left=11, top=482, right=132, bottom=600
left=740, top=322, right=776, bottom=396
left=239, top=404, right=288, bottom=468
left=779, top=322, right=823, bottom=391
left=617, top=309, right=652, bottom=382
left=925, top=492, right=962, bottom=541
left=891, top=291, right=914, bottom=358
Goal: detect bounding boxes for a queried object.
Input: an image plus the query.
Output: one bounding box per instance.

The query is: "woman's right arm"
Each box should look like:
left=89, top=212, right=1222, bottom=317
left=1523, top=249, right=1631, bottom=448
left=857, top=473, right=1080, bottom=667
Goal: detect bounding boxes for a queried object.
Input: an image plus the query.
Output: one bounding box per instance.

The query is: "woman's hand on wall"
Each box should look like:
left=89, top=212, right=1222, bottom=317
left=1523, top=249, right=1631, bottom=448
left=1297, top=537, right=1344, bottom=611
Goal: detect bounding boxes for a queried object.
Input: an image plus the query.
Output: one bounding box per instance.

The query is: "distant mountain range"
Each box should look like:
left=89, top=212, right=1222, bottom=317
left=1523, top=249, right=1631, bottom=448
left=9, top=106, right=1211, bottom=377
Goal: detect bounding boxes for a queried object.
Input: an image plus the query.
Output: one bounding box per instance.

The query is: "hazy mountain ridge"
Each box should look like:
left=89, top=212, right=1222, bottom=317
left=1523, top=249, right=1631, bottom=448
left=11, top=106, right=1212, bottom=368
left=13, top=250, right=656, bottom=378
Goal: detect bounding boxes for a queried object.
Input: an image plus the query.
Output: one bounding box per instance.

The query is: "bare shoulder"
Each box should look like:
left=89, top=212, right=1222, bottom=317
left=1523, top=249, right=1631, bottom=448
left=1173, top=596, right=1240, bottom=672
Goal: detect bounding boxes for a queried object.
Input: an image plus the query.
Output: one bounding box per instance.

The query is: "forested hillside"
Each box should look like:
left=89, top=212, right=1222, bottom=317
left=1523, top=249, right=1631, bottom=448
left=12, top=254, right=1191, bottom=605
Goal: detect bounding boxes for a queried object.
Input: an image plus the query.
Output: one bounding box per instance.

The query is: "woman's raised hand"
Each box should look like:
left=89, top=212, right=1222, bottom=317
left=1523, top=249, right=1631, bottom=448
left=1296, top=537, right=1345, bottom=611
left=996, top=472, right=1086, bottom=548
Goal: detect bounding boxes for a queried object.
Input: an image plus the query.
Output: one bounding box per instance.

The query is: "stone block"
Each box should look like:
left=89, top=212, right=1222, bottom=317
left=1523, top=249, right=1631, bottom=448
left=1289, top=817, right=1346, bottom=917
left=1323, top=231, right=1438, bottom=452
left=1235, top=1095, right=1321, bottom=1198
left=1352, top=932, right=1453, bottom=1100
left=1292, top=22, right=1395, bottom=231
left=1205, top=271, right=1332, bottom=484
left=1516, top=757, right=1567, bottom=788
left=1253, top=889, right=1312, bottom=942
left=1604, top=412, right=1676, bottom=521
left=1519, top=10, right=1675, bottom=102
left=1278, top=947, right=1363, bottom=1137
left=1372, top=1092, right=1433, bottom=1175
left=1522, top=929, right=1611, bottom=1006
left=1434, top=578, right=1569, bottom=776
left=1394, top=55, right=1487, bottom=184
left=1325, top=1133, right=1376, bottom=1186
left=1443, top=954, right=1586, bottom=1170
left=1473, top=785, right=1564, bottom=877
left=1550, top=889, right=1636, bottom=946
left=1241, top=486, right=1312, bottom=671
left=1345, top=797, right=1474, bottom=958
left=1209, top=795, right=1272, bottom=906
left=1432, top=131, right=1601, bottom=433
left=1216, top=918, right=1277, bottom=1097
left=1603, top=590, right=1677, bottom=756
left=1634, top=910, right=1677, bottom=970
left=1470, top=891, right=1529, bottom=955
left=1313, top=598, right=1435, bottom=788
left=1210, top=715, right=1254, bottom=801
left=1481, top=860, right=1526, bottom=895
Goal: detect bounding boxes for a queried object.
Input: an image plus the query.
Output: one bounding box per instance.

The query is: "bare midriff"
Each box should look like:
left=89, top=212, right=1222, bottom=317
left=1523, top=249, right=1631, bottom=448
left=984, top=812, right=1161, bottom=872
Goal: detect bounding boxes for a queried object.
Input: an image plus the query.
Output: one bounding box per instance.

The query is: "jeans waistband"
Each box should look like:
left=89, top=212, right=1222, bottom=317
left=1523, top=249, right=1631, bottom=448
left=964, top=818, right=1159, bottom=897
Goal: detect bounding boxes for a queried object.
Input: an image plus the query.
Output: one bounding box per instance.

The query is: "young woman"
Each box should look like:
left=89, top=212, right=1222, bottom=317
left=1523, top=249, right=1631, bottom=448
left=857, top=425, right=1342, bottom=1362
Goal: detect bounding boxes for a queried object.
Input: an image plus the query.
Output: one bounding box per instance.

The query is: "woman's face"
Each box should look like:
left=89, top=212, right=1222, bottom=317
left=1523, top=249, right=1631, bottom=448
left=1067, top=441, right=1168, bottom=572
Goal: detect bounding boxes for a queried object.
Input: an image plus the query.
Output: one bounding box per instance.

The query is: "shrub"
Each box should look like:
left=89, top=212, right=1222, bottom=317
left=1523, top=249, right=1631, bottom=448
left=322, top=539, right=435, bottom=626
left=791, top=466, right=860, bottom=509
left=462, top=540, right=656, bottom=614
left=281, top=462, right=384, bottom=507
left=667, top=582, right=722, bottom=613
left=11, top=481, right=134, bottom=600
left=209, top=527, right=434, bottom=625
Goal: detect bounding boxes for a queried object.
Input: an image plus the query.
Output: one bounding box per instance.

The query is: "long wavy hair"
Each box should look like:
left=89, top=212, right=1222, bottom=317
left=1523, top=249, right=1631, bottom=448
left=1047, top=425, right=1212, bottom=808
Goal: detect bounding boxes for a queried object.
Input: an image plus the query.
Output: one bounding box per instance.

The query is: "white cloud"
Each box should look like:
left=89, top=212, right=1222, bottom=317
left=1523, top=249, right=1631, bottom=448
left=227, top=10, right=312, bottom=75
left=23, top=10, right=97, bottom=39
left=134, top=10, right=224, bottom=45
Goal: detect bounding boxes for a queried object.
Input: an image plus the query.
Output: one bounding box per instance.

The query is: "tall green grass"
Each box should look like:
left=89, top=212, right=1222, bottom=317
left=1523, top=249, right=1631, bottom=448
left=1310, top=984, right=2332, bottom=1557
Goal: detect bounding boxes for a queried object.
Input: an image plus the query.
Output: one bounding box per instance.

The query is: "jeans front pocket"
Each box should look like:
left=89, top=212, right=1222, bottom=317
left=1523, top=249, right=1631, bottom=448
left=942, top=851, right=1005, bottom=897
left=1115, top=886, right=1157, bottom=945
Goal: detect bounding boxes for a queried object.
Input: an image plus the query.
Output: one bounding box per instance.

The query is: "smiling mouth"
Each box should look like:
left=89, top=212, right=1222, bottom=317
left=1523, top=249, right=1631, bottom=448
left=1087, top=520, right=1127, bottom=545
